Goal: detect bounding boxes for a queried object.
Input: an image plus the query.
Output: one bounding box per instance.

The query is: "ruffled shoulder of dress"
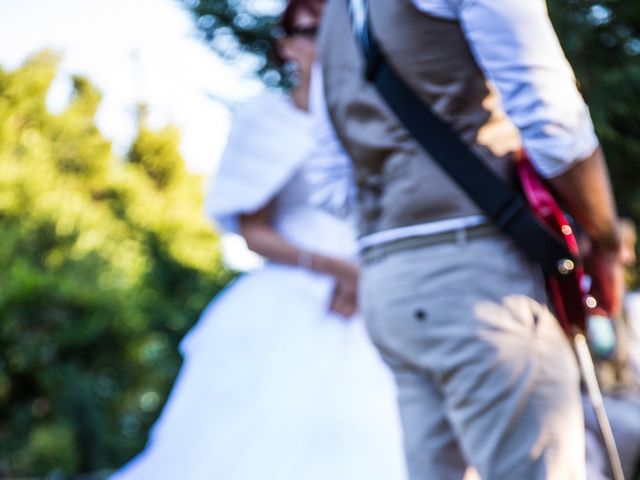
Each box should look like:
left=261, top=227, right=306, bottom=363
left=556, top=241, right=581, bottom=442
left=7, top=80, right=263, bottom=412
left=204, top=91, right=314, bottom=233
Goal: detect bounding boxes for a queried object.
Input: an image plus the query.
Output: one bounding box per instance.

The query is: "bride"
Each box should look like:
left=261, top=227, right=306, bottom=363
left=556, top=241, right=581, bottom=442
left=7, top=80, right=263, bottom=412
left=110, top=0, right=407, bottom=478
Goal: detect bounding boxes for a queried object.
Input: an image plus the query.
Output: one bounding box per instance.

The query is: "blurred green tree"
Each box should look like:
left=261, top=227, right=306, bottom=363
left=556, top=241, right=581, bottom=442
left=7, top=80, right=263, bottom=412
left=184, top=0, right=285, bottom=85
left=547, top=1, right=640, bottom=222
left=0, top=52, right=233, bottom=477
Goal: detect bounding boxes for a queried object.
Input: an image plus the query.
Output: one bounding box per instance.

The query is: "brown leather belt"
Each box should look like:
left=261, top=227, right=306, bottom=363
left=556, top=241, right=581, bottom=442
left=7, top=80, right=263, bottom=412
left=360, top=223, right=500, bottom=265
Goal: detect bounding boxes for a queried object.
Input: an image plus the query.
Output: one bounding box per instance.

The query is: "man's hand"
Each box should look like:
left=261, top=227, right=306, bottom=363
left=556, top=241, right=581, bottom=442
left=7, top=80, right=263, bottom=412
left=550, top=147, right=620, bottom=251
left=584, top=246, right=625, bottom=318
left=549, top=147, right=623, bottom=317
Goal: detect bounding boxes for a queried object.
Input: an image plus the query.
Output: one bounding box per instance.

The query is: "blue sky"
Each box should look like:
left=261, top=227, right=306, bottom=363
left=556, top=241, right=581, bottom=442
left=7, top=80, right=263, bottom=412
left=0, top=0, right=271, bottom=172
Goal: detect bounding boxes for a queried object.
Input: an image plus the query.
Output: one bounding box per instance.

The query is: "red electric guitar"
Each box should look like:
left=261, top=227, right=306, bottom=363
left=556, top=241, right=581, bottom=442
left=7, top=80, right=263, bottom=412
left=514, top=150, right=601, bottom=335
left=516, top=151, right=625, bottom=480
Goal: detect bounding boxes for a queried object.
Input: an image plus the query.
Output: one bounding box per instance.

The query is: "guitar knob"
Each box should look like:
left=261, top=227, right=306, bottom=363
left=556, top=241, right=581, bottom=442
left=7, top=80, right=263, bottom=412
left=585, top=296, right=598, bottom=309
left=557, top=258, right=575, bottom=275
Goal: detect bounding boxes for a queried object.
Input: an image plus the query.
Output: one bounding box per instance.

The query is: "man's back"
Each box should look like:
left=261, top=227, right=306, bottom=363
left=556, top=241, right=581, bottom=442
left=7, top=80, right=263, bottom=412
left=319, top=0, right=519, bottom=236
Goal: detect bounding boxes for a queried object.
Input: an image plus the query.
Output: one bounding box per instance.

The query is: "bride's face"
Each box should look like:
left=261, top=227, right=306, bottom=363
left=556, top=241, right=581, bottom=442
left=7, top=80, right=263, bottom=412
left=278, top=7, right=322, bottom=80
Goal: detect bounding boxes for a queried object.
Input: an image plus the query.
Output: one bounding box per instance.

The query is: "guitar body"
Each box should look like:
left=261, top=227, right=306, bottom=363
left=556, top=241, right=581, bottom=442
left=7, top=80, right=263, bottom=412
left=516, top=152, right=625, bottom=480
left=515, top=152, right=590, bottom=334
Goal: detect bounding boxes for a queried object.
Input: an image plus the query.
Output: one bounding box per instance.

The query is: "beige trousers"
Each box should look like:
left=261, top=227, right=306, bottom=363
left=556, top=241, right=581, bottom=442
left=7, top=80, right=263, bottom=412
left=361, top=233, right=586, bottom=480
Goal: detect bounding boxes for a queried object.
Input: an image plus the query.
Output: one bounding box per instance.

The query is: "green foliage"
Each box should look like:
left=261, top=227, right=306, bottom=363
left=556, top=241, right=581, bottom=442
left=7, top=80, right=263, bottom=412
left=183, top=0, right=285, bottom=85
left=546, top=0, right=640, bottom=283
left=16, top=424, right=79, bottom=475
left=0, top=53, right=233, bottom=477
left=548, top=1, right=640, bottom=222
left=128, top=123, right=185, bottom=189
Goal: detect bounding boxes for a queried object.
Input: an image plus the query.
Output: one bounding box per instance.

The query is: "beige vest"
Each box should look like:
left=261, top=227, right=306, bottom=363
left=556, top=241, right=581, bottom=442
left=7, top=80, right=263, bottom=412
left=319, top=0, right=523, bottom=236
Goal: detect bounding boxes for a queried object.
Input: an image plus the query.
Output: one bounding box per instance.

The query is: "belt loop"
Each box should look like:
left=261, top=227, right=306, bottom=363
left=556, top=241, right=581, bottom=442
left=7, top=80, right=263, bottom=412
left=361, top=246, right=385, bottom=265
left=456, top=227, right=467, bottom=244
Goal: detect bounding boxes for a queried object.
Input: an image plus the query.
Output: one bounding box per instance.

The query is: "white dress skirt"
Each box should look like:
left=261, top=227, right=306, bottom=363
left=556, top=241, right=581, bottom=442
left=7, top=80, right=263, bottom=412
left=111, top=92, right=407, bottom=480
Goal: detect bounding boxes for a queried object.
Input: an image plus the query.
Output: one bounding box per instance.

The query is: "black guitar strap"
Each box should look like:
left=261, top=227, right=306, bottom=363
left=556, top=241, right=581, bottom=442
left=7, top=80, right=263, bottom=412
left=346, top=0, right=573, bottom=275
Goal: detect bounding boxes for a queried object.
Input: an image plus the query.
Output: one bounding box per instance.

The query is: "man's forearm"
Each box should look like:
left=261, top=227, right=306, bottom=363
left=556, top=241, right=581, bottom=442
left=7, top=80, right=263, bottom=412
left=549, top=147, right=621, bottom=251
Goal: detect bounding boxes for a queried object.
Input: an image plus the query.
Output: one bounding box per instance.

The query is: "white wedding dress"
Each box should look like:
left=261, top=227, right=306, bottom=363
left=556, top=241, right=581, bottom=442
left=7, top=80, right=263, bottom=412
left=111, top=92, right=407, bottom=480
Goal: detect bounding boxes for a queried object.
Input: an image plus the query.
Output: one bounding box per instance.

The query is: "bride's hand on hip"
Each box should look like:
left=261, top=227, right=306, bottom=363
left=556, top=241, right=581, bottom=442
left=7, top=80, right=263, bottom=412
left=319, top=258, right=359, bottom=318
left=330, top=280, right=358, bottom=318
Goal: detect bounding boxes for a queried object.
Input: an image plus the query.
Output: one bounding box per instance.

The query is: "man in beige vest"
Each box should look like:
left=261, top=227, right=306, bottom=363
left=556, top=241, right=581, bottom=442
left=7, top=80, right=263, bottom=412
left=316, top=0, right=624, bottom=478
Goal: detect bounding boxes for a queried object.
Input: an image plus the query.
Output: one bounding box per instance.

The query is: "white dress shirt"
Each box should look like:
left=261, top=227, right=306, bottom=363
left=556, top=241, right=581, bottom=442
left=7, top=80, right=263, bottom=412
left=412, top=0, right=599, bottom=177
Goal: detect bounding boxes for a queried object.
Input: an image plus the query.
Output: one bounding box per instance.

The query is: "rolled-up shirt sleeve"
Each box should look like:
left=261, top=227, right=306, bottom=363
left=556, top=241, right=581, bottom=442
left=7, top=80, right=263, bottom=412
left=413, top=0, right=600, bottom=177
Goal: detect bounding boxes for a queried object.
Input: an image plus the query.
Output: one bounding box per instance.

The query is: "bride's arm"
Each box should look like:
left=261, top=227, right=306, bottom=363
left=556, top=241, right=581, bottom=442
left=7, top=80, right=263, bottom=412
left=239, top=201, right=359, bottom=317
